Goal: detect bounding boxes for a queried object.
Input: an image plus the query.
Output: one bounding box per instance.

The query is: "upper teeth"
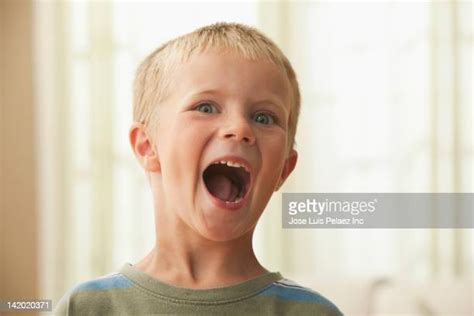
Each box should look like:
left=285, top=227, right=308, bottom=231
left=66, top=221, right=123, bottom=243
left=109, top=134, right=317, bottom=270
left=214, top=160, right=249, bottom=172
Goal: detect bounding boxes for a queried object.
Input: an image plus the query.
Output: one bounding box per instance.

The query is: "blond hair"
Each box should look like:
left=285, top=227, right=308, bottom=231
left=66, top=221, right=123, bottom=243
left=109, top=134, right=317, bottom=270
left=133, top=22, right=301, bottom=150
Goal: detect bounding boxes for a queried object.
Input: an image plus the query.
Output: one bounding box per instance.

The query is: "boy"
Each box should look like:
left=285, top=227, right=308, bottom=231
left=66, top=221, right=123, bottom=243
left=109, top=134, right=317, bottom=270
left=56, top=22, right=343, bottom=315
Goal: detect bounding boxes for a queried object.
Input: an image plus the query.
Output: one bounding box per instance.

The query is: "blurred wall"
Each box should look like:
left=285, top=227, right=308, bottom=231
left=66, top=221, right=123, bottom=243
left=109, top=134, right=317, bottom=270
left=0, top=0, right=38, bottom=302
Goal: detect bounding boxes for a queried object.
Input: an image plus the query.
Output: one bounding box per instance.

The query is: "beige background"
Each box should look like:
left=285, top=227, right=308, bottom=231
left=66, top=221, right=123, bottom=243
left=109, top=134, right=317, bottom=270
left=1, top=0, right=38, bottom=305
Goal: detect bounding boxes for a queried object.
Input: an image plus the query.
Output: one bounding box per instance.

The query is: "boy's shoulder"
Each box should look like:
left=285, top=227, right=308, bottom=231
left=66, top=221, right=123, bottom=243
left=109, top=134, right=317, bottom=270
left=54, top=271, right=134, bottom=315
left=259, top=278, right=343, bottom=315
left=261, top=278, right=338, bottom=306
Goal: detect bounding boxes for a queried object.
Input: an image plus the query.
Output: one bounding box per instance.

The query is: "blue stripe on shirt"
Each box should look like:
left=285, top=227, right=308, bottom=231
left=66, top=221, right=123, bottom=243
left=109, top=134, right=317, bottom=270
left=76, top=274, right=133, bottom=291
left=260, top=283, right=337, bottom=308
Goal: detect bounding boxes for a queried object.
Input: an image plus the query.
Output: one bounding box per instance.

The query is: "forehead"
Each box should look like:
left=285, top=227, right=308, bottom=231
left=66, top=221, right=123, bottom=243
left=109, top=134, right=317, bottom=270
left=165, top=49, right=292, bottom=110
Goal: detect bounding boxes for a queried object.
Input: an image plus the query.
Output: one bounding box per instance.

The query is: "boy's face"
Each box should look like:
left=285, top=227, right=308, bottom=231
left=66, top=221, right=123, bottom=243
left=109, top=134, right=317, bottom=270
left=147, top=49, right=297, bottom=241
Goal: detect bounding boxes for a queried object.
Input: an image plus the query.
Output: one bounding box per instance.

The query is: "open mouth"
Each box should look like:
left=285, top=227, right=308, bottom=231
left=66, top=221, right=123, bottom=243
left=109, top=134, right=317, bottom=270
left=203, top=161, right=251, bottom=204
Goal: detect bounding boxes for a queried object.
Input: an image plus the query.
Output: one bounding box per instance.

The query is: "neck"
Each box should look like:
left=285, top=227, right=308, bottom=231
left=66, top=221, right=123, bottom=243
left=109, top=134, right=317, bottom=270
left=135, top=222, right=267, bottom=289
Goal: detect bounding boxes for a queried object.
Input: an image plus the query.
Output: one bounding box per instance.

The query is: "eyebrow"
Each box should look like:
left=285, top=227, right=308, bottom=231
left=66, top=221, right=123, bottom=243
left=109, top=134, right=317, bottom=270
left=188, top=89, right=288, bottom=114
left=188, top=89, right=224, bottom=99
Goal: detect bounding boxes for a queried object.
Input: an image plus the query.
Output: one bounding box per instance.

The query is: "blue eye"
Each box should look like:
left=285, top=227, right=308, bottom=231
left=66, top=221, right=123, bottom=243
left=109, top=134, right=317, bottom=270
left=196, top=102, right=217, bottom=114
left=254, top=112, right=275, bottom=125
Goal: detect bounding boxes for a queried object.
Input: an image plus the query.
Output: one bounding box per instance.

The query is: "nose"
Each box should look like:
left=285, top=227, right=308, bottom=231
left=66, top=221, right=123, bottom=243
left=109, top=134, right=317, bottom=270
left=220, top=114, right=256, bottom=146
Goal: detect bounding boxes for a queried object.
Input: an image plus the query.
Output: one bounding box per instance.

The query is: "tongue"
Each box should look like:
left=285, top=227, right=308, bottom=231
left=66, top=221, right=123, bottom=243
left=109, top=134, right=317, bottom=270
left=207, top=174, right=239, bottom=202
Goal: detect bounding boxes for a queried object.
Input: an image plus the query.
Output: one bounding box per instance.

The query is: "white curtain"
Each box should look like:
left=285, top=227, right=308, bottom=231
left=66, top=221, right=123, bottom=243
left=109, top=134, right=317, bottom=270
left=258, top=1, right=473, bottom=281
left=34, top=0, right=472, bottom=304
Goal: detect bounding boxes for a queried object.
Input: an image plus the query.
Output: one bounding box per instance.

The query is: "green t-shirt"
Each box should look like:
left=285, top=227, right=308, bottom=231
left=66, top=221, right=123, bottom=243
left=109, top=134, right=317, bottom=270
left=55, top=263, right=343, bottom=315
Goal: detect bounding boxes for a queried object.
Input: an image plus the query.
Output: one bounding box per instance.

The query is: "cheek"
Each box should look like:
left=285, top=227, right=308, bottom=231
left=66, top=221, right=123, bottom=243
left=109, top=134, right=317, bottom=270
left=171, top=126, right=204, bottom=178
left=258, top=133, right=288, bottom=186
left=170, top=119, right=217, bottom=199
left=157, top=121, right=204, bottom=193
left=261, top=132, right=288, bottom=165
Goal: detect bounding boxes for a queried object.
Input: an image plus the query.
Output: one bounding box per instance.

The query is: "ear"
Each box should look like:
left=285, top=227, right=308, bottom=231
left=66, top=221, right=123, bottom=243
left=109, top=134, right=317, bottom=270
left=129, top=122, right=161, bottom=172
left=275, top=149, right=298, bottom=191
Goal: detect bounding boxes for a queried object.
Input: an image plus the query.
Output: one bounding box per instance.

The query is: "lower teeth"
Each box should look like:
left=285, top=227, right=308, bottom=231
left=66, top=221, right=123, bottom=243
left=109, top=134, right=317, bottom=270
left=225, top=197, right=243, bottom=204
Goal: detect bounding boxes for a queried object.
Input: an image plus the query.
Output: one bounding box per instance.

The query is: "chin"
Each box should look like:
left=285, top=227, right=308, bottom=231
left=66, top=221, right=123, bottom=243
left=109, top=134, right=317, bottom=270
left=197, top=217, right=251, bottom=242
